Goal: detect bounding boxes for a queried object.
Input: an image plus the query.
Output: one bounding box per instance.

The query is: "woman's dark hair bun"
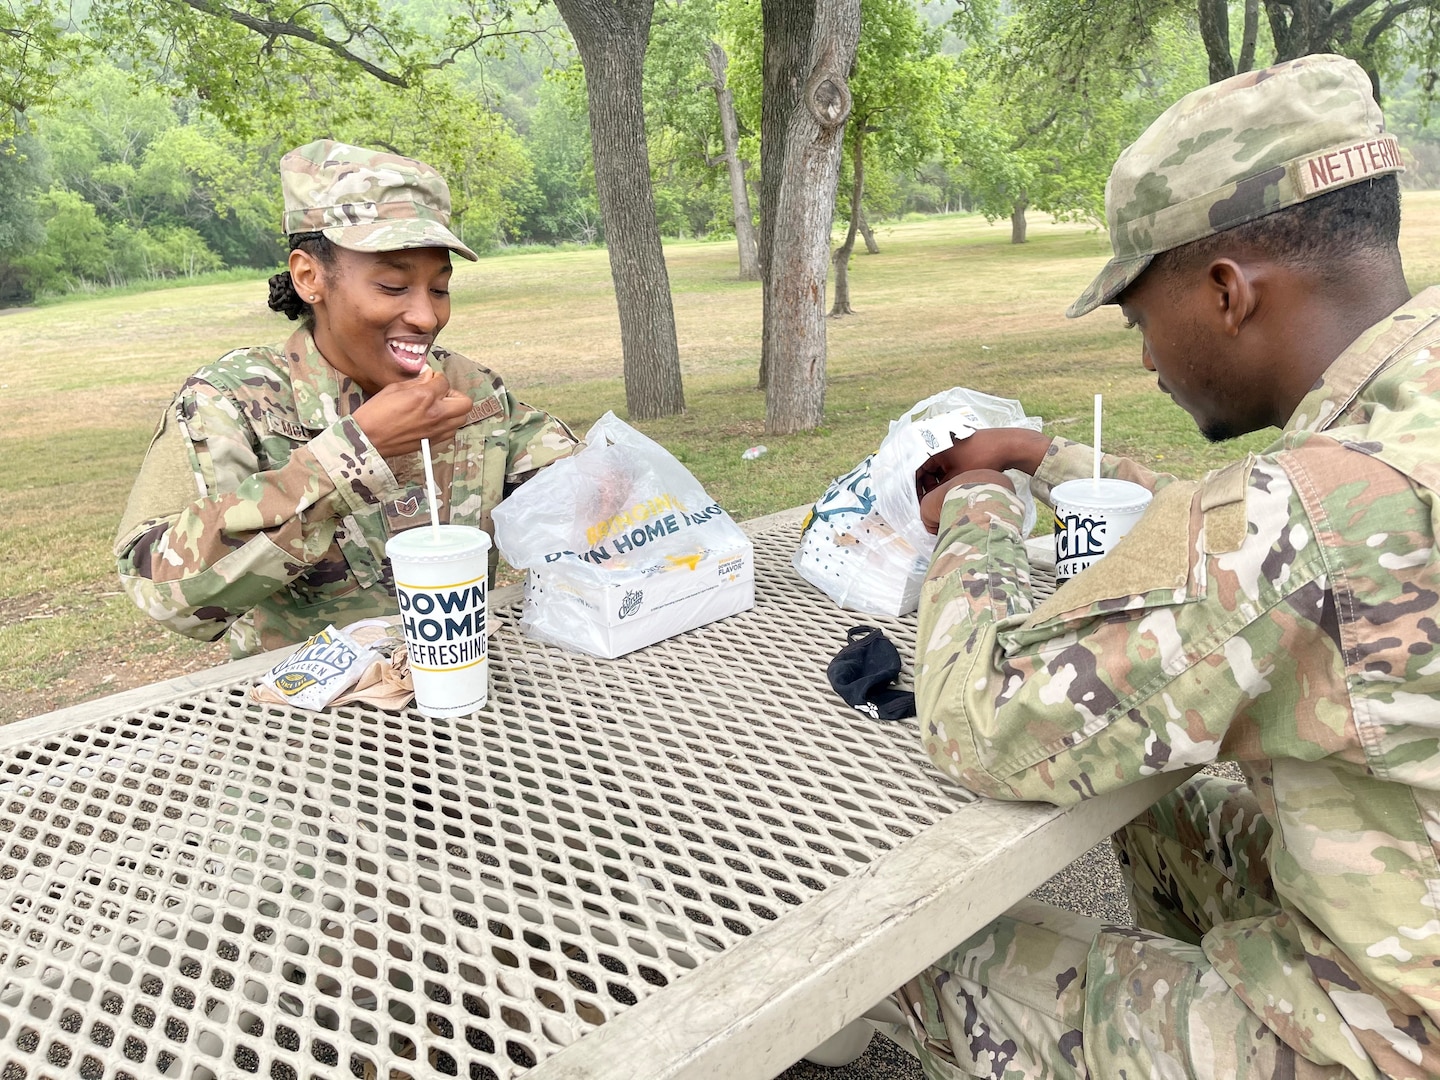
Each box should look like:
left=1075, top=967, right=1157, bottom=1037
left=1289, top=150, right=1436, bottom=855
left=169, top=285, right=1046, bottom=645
left=267, top=270, right=309, bottom=321
left=267, top=233, right=335, bottom=322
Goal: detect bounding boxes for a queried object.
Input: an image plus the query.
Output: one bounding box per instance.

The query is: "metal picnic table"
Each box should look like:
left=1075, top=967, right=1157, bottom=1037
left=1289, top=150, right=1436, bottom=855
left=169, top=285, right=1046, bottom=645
left=0, top=507, right=1181, bottom=1080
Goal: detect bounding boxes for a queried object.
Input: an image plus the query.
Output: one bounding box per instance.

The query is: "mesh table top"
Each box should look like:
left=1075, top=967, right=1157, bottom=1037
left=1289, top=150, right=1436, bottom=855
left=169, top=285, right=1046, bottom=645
left=0, top=511, right=1068, bottom=1080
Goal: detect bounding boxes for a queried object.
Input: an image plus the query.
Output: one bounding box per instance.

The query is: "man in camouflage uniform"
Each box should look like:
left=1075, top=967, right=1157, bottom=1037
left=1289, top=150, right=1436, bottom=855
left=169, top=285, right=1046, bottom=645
left=895, top=55, right=1439, bottom=1078
left=115, top=141, right=577, bottom=657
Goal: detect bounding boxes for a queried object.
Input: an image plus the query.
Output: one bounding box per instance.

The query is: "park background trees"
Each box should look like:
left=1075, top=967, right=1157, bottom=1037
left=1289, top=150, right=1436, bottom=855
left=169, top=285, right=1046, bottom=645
left=950, top=18, right=1210, bottom=243
left=828, top=0, right=960, bottom=316
left=3, top=0, right=1440, bottom=422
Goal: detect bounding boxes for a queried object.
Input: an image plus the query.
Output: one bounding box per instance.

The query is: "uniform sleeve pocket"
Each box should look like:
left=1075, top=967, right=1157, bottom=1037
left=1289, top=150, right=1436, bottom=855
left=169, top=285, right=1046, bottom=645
left=998, top=479, right=1203, bottom=652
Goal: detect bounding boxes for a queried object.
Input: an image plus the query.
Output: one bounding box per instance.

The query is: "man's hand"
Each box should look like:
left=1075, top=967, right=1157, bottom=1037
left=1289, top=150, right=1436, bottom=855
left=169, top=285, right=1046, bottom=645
left=353, top=369, right=473, bottom=458
left=920, top=469, right=1016, bottom=535
left=915, top=428, right=1053, bottom=502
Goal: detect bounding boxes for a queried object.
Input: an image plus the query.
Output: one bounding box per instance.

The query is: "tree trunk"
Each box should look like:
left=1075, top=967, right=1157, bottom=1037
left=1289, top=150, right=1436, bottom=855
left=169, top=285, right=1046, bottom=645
left=830, top=122, right=864, bottom=317
left=757, top=1, right=815, bottom=392
left=1262, top=0, right=1335, bottom=62
left=761, top=0, right=861, bottom=434
left=1291, top=0, right=1323, bottom=57
left=1260, top=0, right=1387, bottom=99
left=553, top=0, right=684, bottom=420
left=1197, top=0, right=1235, bottom=83
left=706, top=42, right=760, bottom=282
left=1237, top=0, right=1259, bottom=73
left=1264, top=0, right=1294, bottom=60
left=857, top=205, right=879, bottom=254
left=1010, top=196, right=1028, bottom=244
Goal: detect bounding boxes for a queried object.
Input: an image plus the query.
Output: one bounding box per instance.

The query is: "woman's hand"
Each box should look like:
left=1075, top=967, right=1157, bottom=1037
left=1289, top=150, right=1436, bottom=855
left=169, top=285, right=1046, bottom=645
left=919, top=469, right=1015, bottom=534
left=353, top=369, right=473, bottom=458
left=915, top=428, right=1052, bottom=502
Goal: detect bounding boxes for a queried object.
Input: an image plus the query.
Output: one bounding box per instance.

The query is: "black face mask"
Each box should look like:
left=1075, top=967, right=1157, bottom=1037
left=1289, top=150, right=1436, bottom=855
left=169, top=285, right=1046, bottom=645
left=826, top=625, right=917, bottom=721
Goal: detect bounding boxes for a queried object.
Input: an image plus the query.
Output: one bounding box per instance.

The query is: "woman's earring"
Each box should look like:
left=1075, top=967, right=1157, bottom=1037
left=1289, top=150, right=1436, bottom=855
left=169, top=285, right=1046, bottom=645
left=309, top=295, right=318, bottom=302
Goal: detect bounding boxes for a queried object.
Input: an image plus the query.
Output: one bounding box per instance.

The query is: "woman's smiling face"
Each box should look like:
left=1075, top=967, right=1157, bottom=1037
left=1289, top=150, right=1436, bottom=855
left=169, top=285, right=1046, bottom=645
left=296, top=245, right=454, bottom=396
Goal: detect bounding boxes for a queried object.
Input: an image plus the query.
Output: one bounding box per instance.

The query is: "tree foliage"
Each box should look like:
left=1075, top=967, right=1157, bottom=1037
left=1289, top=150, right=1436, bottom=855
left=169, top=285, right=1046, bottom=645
left=9, top=0, right=1436, bottom=316
left=1384, top=65, right=1440, bottom=184
left=84, top=0, right=507, bottom=133
left=1008, top=0, right=1440, bottom=102
left=0, top=0, right=539, bottom=300
left=12, top=64, right=269, bottom=289
left=845, top=0, right=959, bottom=178
left=520, top=70, right=601, bottom=244
left=0, top=0, right=76, bottom=139
left=952, top=17, right=1208, bottom=239
left=645, top=0, right=727, bottom=226
left=0, top=0, right=766, bottom=303
left=832, top=0, right=960, bottom=311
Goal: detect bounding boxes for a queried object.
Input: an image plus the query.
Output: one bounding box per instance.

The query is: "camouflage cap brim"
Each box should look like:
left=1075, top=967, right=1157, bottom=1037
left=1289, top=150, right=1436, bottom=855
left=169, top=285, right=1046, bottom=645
left=1067, top=253, right=1153, bottom=319
left=321, top=218, right=479, bottom=262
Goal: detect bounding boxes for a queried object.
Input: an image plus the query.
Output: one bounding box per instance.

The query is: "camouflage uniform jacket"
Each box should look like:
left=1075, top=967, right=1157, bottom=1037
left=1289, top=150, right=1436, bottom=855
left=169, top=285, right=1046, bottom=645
left=919, top=287, right=1440, bottom=1079
left=115, top=327, right=578, bottom=657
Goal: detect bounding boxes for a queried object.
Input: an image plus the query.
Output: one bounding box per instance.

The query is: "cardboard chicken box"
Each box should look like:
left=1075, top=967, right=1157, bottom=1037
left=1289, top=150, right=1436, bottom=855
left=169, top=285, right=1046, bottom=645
left=522, top=529, right=754, bottom=658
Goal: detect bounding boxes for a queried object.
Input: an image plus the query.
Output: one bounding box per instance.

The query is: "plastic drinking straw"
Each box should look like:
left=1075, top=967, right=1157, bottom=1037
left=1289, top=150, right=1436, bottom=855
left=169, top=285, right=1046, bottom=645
left=421, top=438, right=442, bottom=536
left=1093, top=394, right=1103, bottom=484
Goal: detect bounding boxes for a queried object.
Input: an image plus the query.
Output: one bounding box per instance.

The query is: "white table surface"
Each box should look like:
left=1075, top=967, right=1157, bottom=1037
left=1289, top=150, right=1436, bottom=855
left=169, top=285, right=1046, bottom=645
left=0, top=509, right=1179, bottom=1080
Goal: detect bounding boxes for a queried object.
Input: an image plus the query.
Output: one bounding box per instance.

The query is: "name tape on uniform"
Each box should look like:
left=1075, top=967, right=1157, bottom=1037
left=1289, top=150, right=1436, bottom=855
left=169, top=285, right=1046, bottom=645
left=1296, top=135, right=1403, bottom=197
left=466, top=396, right=504, bottom=426
left=266, top=412, right=310, bottom=441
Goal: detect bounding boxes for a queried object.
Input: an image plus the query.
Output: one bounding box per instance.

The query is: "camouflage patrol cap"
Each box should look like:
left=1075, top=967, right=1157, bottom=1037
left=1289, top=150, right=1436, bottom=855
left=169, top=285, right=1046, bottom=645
left=1069, top=54, right=1402, bottom=318
left=280, top=140, right=478, bottom=261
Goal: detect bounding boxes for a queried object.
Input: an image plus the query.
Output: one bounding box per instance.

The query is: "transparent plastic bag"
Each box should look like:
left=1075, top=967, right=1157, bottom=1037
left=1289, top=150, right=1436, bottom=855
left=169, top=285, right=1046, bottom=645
left=793, top=456, right=930, bottom=617
left=793, top=390, right=1044, bottom=617
left=870, top=388, right=1043, bottom=555
left=492, top=412, right=754, bottom=657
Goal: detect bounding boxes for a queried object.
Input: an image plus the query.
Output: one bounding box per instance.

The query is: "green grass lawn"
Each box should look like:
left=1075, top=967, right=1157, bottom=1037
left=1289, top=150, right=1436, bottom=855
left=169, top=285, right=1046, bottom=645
left=7, top=195, right=1440, bottom=720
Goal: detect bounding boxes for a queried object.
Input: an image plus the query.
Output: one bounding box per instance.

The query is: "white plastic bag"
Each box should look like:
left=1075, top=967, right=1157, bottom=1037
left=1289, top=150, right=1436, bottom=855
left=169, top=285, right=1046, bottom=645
left=793, top=456, right=929, bottom=617
left=793, top=389, right=1044, bottom=618
left=871, top=388, right=1043, bottom=555
left=492, top=412, right=754, bottom=658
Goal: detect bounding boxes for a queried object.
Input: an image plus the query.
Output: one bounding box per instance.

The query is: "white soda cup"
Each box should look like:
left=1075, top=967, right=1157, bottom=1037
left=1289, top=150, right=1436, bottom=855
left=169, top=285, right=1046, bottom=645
left=1051, top=478, right=1153, bottom=583
left=385, top=525, right=492, bottom=717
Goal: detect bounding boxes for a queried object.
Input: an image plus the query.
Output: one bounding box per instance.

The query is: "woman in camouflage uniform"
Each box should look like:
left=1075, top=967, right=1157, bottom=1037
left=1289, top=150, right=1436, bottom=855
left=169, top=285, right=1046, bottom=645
left=114, top=140, right=578, bottom=657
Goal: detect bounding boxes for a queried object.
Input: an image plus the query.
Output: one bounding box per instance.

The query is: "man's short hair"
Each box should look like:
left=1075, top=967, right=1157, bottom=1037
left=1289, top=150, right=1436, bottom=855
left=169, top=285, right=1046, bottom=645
left=1150, top=173, right=1401, bottom=285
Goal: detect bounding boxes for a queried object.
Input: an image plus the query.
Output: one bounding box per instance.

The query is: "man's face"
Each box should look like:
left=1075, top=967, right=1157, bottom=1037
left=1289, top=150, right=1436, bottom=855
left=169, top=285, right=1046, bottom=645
left=1117, top=263, right=1272, bottom=443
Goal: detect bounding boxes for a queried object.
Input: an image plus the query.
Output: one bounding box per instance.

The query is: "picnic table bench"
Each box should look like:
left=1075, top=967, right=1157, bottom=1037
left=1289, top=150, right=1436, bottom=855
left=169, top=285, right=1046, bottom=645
left=0, top=507, right=1181, bottom=1080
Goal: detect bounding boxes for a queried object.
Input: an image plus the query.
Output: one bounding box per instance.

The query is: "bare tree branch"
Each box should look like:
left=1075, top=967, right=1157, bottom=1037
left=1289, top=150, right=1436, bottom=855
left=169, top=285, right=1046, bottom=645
left=1198, top=0, right=1236, bottom=80
left=1238, top=0, right=1259, bottom=70
left=426, top=24, right=564, bottom=72
left=1326, top=0, right=1389, bottom=34
left=1011, top=107, right=1058, bottom=151
left=1364, top=0, right=1429, bottom=46
left=1264, top=0, right=1293, bottom=60
left=173, top=0, right=410, bottom=85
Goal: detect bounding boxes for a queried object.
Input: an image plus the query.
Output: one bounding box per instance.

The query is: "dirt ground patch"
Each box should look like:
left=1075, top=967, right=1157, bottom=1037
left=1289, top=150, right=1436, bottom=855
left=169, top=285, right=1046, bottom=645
left=5, top=637, right=230, bottom=723
left=0, top=582, right=123, bottom=623
left=3, top=587, right=229, bottom=723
